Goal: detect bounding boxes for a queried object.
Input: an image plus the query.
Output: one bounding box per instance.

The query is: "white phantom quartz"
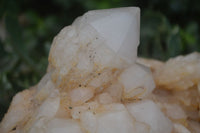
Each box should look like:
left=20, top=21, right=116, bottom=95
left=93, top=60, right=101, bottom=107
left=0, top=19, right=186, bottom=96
left=82, top=8, right=140, bottom=63
left=1, top=7, right=199, bottom=133
left=49, top=7, right=140, bottom=76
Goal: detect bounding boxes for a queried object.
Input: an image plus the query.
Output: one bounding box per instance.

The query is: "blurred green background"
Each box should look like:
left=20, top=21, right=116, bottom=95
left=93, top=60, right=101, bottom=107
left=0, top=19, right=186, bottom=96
left=0, top=0, right=200, bottom=121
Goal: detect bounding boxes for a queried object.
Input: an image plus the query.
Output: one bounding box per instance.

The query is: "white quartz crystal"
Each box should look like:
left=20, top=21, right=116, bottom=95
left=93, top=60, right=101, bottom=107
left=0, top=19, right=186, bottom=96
left=1, top=7, right=200, bottom=133
left=46, top=119, right=82, bottom=133
left=119, top=63, right=155, bottom=99
left=35, top=90, right=60, bottom=119
left=95, top=104, right=135, bottom=133
left=154, top=52, right=200, bottom=90
left=49, top=7, right=140, bottom=77
left=78, top=7, right=140, bottom=64
left=70, top=87, right=94, bottom=105
left=126, top=100, right=173, bottom=133
left=173, top=123, right=191, bottom=133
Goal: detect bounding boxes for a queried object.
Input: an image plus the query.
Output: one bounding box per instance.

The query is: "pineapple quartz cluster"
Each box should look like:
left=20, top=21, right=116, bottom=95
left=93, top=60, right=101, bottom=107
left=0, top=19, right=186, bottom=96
left=1, top=7, right=200, bottom=133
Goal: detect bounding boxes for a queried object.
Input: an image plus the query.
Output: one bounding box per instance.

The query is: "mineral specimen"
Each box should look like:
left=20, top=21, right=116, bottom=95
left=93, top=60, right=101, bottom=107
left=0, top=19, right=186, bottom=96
left=0, top=7, right=200, bottom=133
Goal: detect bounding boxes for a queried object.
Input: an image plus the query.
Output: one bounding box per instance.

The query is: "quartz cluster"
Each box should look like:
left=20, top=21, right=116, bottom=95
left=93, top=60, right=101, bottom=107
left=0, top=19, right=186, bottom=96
left=0, top=7, right=200, bottom=133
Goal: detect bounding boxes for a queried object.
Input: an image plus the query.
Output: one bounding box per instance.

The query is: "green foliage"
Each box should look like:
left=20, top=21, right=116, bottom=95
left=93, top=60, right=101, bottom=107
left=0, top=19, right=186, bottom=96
left=0, top=0, right=200, bottom=121
left=139, top=10, right=200, bottom=60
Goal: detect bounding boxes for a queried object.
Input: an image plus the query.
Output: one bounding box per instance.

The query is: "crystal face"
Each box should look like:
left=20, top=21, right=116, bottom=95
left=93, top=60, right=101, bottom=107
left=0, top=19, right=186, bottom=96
left=49, top=7, right=140, bottom=77
left=82, top=7, right=140, bottom=64
left=1, top=7, right=200, bottom=133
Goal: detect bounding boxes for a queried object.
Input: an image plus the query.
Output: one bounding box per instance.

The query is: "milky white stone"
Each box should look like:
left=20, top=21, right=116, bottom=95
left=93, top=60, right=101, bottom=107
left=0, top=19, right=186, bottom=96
left=154, top=52, right=200, bottom=90
left=104, top=82, right=123, bottom=102
left=97, top=93, right=113, bottom=104
left=188, top=120, right=200, bottom=133
left=79, top=104, right=137, bottom=133
left=71, top=106, right=88, bottom=120
left=28, top=117, right=48, bottom=133
left=119, top=63, right=155, bottom=99
left=163, top=103, right=187, bottom=120
left=45, top=118, right=83, bottom=133
left=89, top=70, right=112, bottom=89
left=37, top=72, right=52, bottom=90
left=2, top=7, right=194, bottom=133
left=134, top=121, right=150, bottom=133
left=49, top=26, right=79, bottom=76
left=80, top=111, right=97, bottom=133
left=96, top=104, right=135, bottom=133
left=36, top=90, right=60, bottom=119
left=49, top=7, right=140, bottom=76
left=71, top=101, right=100, bottom=120
left=70, top=87, right=94, bottom=105
left=126, top=100, right=173, bottom=133
left=35, top=73, right=56, bottom=101
left=0, top=90, right=34, bottom=133
left=174, top=123, right=191, bottom=133
left=26, top=91, right=60, bottom=132
left=77, top=7, right=140, bottom=64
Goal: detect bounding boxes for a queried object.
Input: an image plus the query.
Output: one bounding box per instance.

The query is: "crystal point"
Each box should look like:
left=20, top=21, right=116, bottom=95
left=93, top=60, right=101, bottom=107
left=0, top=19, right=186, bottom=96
left=74, top=7, right=140, bottom=64
left=2, top=7, right=199, bottom=133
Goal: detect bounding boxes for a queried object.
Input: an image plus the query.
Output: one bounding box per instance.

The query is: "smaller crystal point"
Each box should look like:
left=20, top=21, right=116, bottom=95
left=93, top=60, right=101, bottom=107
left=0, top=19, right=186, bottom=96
left=74, top=7, right=140, bottom=64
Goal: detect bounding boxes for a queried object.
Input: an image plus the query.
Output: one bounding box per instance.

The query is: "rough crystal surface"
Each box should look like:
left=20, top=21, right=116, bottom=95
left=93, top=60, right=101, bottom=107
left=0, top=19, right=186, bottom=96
left=1, top=7, right=200, bottom=133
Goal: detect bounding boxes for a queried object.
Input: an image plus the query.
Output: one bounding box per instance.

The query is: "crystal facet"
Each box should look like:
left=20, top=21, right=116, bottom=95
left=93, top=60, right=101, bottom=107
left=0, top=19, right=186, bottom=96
left=81, top=7, right=140, bottom=64
left=1, top=7, right=200, bottom=133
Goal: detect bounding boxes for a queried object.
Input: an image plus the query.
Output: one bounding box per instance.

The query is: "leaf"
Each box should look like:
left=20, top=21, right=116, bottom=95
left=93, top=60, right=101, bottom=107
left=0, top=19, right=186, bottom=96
left=5, top=14, right=41, bottom=74
left=0, top=39, right=5, bottom=57
left=167, top=26, right=183, bottom=57
left=139, top=10, right=171, bottom=60
left=0, top=73, right=12, bottom=91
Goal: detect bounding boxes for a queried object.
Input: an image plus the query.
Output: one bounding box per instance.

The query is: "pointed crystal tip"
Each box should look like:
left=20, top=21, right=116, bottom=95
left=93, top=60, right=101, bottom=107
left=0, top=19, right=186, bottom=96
left=49, top=7, right=141, bottom=75
left=78, top=7, right=140, bottom=63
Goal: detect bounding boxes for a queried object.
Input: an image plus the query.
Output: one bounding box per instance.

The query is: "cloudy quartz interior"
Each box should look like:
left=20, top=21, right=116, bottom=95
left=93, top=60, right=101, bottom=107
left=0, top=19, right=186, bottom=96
left=1, top=7, right=200, bottom=133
